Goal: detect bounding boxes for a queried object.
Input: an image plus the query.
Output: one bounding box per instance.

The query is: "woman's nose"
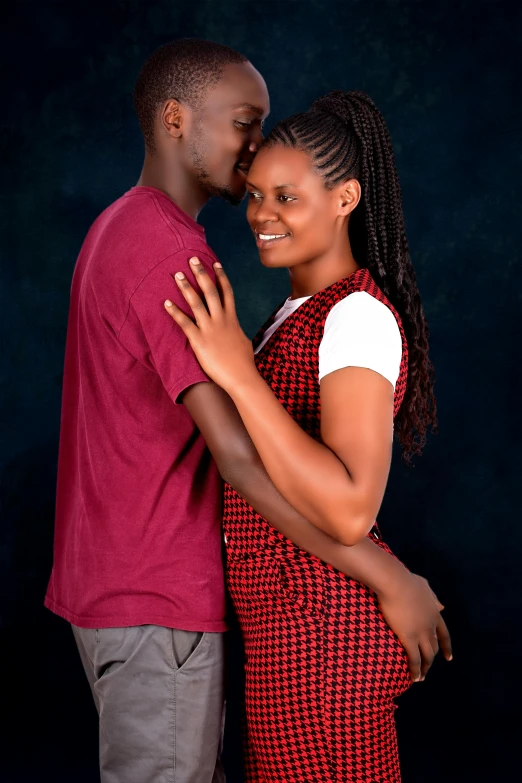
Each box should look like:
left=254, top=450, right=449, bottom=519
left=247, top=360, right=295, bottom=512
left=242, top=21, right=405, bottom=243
left=254, top=200, right=278, bottom=222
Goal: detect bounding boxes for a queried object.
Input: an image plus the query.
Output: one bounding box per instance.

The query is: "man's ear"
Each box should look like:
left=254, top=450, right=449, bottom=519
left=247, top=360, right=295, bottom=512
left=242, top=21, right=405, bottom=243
left=160, top=99, right=184, bottom=140
left=337, top=178, right=361, bottom=217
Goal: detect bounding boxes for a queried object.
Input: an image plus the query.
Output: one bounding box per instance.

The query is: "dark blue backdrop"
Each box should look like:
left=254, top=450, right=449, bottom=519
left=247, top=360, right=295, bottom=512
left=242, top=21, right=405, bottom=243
left=1, top=1, right=520, bottom=781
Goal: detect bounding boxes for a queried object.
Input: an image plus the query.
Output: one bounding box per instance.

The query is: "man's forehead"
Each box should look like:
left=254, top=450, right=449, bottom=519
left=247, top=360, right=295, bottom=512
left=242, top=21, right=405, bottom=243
left=205, top=63, right=270, bottom=115
left=232, top=102, right=267, bottom=117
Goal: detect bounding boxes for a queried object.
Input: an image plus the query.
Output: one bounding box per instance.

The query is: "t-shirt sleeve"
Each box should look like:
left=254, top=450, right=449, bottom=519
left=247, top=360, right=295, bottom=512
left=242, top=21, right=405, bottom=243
left=318, top=291, right=403, bottom=388
left=118, top=247, right=219, bottom=404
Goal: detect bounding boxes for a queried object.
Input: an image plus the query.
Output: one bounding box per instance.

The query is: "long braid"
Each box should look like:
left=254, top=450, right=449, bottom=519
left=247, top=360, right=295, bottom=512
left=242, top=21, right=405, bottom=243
left=263, top=90, right=437, bottom=460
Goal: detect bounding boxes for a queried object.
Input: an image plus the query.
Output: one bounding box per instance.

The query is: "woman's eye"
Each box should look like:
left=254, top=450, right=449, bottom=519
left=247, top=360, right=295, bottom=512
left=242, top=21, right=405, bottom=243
left=278, top=195, right=295, bottom=203
left=247, top=192, right=262, bottom=200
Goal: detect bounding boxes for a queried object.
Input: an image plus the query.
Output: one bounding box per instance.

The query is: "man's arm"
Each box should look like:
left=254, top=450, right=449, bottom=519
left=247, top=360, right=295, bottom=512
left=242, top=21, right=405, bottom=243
left=182, top=381, right=452, bottom=682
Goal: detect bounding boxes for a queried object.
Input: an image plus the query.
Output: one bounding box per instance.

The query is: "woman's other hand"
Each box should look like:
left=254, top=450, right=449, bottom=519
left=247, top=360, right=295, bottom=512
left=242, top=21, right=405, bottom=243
left=165, top=257, right=256, bottom=393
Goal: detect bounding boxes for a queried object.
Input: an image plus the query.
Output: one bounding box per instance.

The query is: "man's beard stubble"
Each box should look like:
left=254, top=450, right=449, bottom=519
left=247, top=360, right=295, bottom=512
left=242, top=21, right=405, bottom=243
left=188, top=137, right=244, bottom=207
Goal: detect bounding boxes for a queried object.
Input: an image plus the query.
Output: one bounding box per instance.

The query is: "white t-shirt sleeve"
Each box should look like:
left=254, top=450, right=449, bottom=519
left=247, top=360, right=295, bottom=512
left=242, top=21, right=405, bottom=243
left=318, top=291, right=402, bottom=388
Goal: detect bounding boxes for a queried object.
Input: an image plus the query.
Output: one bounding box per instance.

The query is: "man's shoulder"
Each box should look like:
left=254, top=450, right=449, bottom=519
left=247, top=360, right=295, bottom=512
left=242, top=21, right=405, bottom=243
left=76, top=189, right=215, bottom=331
left=91, top=189, right=208, bottom=257
left=83, top=189, right=214, bottom=286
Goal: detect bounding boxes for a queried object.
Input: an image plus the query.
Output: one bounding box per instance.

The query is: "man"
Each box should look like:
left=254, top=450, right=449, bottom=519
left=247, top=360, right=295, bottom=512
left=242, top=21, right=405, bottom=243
left=45, top=39, right=451, bottom=783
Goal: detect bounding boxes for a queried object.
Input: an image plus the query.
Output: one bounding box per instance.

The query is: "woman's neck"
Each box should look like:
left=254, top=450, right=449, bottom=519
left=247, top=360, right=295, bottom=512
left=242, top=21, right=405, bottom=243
left=287, top=248, right=360, bottom=300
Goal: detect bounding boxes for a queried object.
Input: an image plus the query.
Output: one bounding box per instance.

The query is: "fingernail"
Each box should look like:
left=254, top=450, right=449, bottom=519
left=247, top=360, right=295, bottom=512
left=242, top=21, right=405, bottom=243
left=448, top=655, right=453, bottom=661
left=175, top=272, right=185, bottom=280
left=214, top=262, right=222, bottom=268
left=189, top=257, right=201, bottom=265
left=164, top=300, right=173, bottom=307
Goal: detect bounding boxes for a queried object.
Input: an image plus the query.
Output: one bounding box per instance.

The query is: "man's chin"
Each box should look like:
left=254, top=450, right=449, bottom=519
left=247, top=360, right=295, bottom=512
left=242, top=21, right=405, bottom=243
left=210, top=184, right=245, bottom=207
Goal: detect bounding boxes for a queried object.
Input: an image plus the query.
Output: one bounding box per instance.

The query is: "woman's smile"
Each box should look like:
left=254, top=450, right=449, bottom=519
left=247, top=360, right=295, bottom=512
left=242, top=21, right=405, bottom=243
left=254, top=229, right=291, bottom=249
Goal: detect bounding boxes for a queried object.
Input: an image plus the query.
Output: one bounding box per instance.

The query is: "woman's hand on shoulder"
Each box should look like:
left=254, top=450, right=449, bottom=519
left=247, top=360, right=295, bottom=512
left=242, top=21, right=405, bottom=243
left=164, top=257, right=256, bottom=393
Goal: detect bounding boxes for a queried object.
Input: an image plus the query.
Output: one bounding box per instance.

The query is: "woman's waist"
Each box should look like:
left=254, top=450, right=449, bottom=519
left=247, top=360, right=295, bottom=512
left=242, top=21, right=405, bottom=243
left=225, top=532, right=398, bottom=622
left=223, top=483, right=390, bottom=560
left=222, top=502, right=273, bottom=559
left=224, top=510, right=389, bottom=565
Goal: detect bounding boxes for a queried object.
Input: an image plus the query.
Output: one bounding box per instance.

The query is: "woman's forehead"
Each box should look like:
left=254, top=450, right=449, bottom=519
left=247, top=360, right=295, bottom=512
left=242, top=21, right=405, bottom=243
left=249, top=146, right=315, bottom=183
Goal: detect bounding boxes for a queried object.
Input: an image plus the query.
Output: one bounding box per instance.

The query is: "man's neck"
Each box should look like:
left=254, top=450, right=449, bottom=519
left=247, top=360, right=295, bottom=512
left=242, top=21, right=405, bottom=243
left=137, top=153, right=210, bottom=221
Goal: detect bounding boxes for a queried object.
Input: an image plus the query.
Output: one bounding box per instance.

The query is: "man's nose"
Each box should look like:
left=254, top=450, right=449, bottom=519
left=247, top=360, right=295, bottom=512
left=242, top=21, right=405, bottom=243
left=249, top=126, right=264, bottom=152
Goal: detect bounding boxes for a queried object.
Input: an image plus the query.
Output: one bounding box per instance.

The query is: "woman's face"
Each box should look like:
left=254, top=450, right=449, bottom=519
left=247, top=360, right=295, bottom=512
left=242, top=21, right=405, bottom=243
left=246, top=144, right=349, bottom=269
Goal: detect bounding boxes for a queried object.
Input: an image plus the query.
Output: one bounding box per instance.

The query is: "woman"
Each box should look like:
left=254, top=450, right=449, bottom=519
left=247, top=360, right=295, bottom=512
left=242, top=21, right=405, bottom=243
left=166, top=91, right=440, bottom=782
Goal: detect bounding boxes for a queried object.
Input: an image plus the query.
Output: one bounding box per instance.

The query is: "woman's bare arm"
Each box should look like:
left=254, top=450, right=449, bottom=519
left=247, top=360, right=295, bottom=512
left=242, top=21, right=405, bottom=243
left=228, top=364, right=393, bottom=546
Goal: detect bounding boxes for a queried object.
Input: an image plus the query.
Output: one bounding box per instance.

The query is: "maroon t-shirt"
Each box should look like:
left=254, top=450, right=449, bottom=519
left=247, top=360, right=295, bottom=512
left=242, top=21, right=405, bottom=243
left=45, top=186, right=226, bottom=631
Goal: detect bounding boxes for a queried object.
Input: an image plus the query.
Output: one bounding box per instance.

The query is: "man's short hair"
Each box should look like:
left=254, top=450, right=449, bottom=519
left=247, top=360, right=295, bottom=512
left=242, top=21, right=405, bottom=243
left=134, top=38, right=248, bottom=151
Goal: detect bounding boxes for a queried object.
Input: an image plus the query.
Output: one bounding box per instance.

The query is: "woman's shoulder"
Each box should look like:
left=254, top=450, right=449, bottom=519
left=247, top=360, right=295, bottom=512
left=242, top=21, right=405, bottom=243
left=319, top=292, right=403, bottom=388
left=325, top=290, right=400, bottom=331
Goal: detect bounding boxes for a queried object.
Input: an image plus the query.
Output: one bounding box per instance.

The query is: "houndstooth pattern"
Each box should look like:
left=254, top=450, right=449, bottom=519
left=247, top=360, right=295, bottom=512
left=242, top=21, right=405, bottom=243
left=224, top=269, right=411, bottom=782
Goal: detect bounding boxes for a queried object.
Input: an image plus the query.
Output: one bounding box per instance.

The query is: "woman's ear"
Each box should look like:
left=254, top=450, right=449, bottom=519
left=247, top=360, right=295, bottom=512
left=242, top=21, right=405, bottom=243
left=337, top=178, right=361, bottom=216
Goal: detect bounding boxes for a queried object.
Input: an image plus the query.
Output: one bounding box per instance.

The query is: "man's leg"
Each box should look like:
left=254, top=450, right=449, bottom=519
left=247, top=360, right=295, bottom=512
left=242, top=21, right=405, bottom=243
left=72, top=624, right=225, bottom=783
left=171, top=629, right=226, bottom=783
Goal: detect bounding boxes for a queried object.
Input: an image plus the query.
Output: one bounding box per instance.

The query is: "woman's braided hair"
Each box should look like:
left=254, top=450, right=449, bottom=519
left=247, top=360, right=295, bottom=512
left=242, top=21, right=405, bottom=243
left=262, top=90, right=437, bottom=460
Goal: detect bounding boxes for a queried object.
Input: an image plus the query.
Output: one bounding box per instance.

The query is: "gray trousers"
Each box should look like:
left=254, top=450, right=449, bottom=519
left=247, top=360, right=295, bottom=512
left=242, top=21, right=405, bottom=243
left=72, top=624, right=226, bottom=783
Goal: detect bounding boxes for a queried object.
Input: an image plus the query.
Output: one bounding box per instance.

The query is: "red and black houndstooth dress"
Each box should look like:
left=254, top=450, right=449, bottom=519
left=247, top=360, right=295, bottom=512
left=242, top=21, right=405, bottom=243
left=223, top=268, right=412, bottom=783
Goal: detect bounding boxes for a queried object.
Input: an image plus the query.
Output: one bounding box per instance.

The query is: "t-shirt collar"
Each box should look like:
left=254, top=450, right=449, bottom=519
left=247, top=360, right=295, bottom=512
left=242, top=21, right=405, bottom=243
left=129, top=186, right=206, bottom=236
left=283, top=294, right=312, bottom=309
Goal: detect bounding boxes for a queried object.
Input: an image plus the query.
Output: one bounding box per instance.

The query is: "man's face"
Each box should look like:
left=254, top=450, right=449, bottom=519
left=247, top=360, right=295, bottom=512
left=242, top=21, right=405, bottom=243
left=187, top=62, right=270, bottom=205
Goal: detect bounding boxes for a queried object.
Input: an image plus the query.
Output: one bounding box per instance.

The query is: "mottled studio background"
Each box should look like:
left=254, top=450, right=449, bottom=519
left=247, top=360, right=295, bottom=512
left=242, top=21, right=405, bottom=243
left=1, top=1, right=521, bottom=781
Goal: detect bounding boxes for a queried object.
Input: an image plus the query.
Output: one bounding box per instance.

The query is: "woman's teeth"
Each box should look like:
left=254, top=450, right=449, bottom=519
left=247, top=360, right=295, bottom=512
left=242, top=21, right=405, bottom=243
left=258, top=233, right=287, bottom=240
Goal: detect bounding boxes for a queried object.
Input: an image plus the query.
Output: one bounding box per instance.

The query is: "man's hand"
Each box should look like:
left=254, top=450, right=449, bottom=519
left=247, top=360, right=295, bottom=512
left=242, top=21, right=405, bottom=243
left=377, top=571, right=452, bottom=682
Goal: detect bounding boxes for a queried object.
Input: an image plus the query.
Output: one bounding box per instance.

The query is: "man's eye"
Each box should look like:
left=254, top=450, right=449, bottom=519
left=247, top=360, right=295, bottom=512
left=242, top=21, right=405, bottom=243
left=235, top=120, right=251, bottom=130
